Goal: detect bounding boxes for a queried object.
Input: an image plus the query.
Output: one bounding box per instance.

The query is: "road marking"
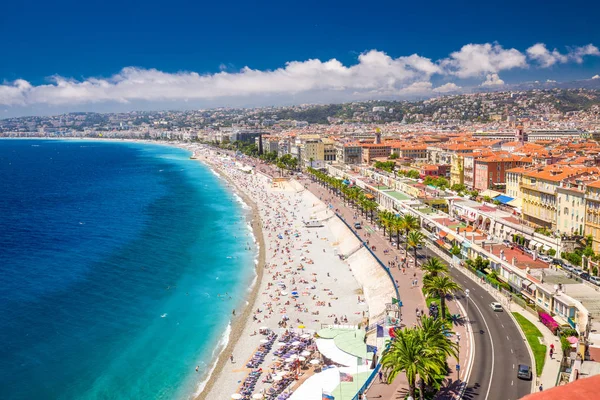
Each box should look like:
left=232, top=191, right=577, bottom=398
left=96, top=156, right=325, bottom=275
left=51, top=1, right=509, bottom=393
left=511, top=349, right=514, bottom=354
left=507, top=335, right=510, bottom=340
left=501, top=323, right=505, bottom=328
left=467, top=293, right=495, bottom=400
left=513, top=364, right=515, bottom=369
left=511, top=380, right=514, bottom=386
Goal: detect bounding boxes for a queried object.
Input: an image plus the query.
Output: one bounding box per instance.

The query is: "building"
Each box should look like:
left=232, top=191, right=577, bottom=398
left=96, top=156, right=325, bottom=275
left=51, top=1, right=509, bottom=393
left=556, top=176, right=591, bottom=236
left=520, top=166, right=588, bottom=230
left=585, top=180, right=600, bottom=253
left=335, top=142, right=363, bottom=165
left=473, top=155, right=532, bottom=191
left=361, top=144, right=391, bottom=164
left=301, top=139, right=325, bottom=168
left=450, top=154, right=464, bottom=186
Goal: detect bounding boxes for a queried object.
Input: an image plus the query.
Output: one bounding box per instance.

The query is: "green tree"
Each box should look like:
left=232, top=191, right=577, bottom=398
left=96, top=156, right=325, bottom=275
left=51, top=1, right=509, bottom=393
left=407, top=231, right=425, bottom=264
left=465, top=255, right=490, bottom=272
left=423, top=275, right=462, bottom=320
left=421, top=257, right=448, bottom=278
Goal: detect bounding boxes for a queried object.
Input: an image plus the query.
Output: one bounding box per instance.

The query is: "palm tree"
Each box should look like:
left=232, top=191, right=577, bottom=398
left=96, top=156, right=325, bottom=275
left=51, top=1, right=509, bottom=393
left=423, top=275, right=462, bottom=320
left=407, top=231, right=425, bottom=264
left=363, top=200, right=377, bottom=222
left=382, top=318, right=455, bottom=400
left=381, top=328, right=441, bottom=399
left=398, top=214, right=420, bottom=253
left=421, top=257, right=448, bottom=278
left=378, top=210, right=393, bottom=239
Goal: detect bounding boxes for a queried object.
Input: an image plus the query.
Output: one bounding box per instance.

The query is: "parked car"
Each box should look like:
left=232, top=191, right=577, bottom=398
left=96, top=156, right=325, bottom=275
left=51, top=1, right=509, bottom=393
left=490, top=302, right=503, bottom=312
left=562, top=264, right=574, bottom=273
left=580, top=272, right=590, bottom=281
left=553, top=258, right=565, bottom=267
left=503, top=240, right=512, bottom=247
left=589, top=276, right=600, bottom=286
left=538, top=255, right=552, bottom=263
left=517, top=364, right=532, bottom=380
left=354, top=222, right=361, bottom=229
left=573, top=268, right=584, bottom=276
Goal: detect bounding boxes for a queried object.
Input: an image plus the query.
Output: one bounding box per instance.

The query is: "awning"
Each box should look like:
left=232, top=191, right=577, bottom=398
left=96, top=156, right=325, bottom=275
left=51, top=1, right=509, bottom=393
left=529, top=240, right=540, bottom=249
left=480, top=189, right=502, bottom=198
left=439, top=231, right=448, bottom=238
left=494, top=194, right=514, bottom=204
left=446, top=233, right=456, bottom=241
left=443, top=242, right=453, bottom=250
left=315, top=338, right=358, bottom=367
left=507, top=197, right=522, bottom=208
left=461, top=241, right=472, bottom=248
left=436, top=239, right=446, bottom=247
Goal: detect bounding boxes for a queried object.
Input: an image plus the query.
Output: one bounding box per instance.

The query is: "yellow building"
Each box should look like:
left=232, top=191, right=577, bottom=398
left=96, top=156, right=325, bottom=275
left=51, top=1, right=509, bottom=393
left=585, top=180, right=600, bottom=253
left=450, top=154, right=464, bottom=187
left=520, top=166, right=587, bottom=230
left=301, top=139, right=324, bottom=168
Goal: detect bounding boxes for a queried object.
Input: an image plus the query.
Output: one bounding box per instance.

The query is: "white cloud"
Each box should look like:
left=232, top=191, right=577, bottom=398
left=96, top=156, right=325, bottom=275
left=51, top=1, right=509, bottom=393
left=481, top=73, right=505, bottom=87
left=527, top=43, right=600, bottom=67
left=0, top=41, right=597, bottom=112
left=526, top=43, right=568, bottom=67
left=592, top=74, right=600, bottom=80
left=433, top=82, right=461, bottom=93
left=569, top=44, right=600, bottom=63
left=441, top=43, right=527, bottom=78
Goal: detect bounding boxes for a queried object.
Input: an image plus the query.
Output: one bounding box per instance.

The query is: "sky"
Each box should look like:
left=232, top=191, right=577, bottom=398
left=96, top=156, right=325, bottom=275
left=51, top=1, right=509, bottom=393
left=1, top=0, right=600, bottom=117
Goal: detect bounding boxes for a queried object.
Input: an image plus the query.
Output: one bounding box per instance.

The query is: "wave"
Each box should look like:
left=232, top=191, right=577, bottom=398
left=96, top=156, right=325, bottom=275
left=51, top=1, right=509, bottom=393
left=192, top=322, right=232, bottom=398
left=233, top=193, right=250, bottom=210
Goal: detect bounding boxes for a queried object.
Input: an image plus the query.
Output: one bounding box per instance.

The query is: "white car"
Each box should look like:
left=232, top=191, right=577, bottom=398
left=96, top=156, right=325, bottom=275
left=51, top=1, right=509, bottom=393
left=490, top=302, right=503, bottom=312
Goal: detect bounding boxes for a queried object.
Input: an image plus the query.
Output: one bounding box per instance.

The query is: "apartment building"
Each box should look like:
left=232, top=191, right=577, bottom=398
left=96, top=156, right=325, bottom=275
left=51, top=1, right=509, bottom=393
left=585, top=180, right=600, bottom=253
left=450, top=154, right=464, bottom=186
left=556, top=175, right=596, bottom=236
left=520, top=166, right=587, bottom=230
left=473, top=156, right=532, bottom=191
left=335, top=142, right=363, bottom=165
left=301, top=139, right=325, bottom=168
left=361, top=143, right=391, bottom=164
left=391, top=143, right=428, bottom=160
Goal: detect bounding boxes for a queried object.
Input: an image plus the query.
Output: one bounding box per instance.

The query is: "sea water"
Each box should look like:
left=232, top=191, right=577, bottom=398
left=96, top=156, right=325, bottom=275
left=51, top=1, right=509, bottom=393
left=0, top=140, right=254, bottom=400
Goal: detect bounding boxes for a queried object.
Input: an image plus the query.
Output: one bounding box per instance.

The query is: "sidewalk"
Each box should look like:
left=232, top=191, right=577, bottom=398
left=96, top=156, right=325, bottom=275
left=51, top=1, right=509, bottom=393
left=509, top=302, right=562, bottom=392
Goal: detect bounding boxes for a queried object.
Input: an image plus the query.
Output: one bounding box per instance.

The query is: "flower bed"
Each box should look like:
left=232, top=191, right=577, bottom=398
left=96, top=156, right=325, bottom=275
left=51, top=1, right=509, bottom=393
left=538, top=311, right=559, bottom=335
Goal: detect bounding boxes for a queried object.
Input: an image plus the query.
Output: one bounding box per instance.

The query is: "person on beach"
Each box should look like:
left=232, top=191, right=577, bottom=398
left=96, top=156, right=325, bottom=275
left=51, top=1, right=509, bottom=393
left=230, top=354, right=234, bottom=363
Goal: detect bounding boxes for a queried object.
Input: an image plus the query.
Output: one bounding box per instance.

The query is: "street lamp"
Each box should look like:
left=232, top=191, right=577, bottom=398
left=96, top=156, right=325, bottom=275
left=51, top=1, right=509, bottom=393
left=465, top=289, right=470, bottom=324
left=456, top=334, right=461, bottom=380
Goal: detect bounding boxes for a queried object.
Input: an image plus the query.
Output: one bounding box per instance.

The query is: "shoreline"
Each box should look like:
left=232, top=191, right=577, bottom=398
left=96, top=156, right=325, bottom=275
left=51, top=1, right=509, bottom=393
left=192, top=154, right=267, bottom=400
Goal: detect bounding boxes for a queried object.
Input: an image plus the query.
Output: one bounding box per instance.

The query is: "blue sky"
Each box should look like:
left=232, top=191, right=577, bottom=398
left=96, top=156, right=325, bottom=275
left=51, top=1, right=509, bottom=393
left=1, top=0, right=599, bottom=116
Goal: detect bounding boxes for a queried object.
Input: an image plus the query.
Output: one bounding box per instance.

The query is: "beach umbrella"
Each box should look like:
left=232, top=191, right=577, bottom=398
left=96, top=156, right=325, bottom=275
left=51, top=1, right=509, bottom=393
left=300, top=334, right=311, bottom=339
left=252, top=394, right=264, bottom=399
left=275, top=342, right=286, bottom=347
left=260, top=339, right=269, bottom=344
left=281, top=291, right=288, bottom=296
left=301, top=350, right=311, bottom=357
left=259, top=326, right=269, bottom=330
left=273, top=375, right=283, bottom=381
left=567, top=336, right=578, bottom=344
left=298, top=356, right=306, bottom=362
left=297, top=324, right=305, bottom=329
left=309, top=359, right=320, bottom=365
left=231, top=394, right=242, bottom=399
left=292, top=341, right=301, bottom=346
left=285, top=358, right=295, bottom=363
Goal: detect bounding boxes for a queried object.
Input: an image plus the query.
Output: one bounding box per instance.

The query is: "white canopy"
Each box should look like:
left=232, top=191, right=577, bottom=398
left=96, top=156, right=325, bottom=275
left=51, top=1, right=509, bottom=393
left=288, top=365, right=370, bottom=400
left=315, top=338, right=357, bottom=367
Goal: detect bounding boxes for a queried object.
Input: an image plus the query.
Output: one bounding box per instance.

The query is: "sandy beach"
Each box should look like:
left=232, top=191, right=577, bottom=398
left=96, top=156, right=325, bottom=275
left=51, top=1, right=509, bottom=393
left=182, top=145, right=395, bottom=400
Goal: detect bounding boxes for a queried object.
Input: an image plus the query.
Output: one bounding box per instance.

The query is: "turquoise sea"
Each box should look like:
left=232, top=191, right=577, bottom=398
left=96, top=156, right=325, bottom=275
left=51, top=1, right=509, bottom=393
left=0, top=140, right=255, bottom=399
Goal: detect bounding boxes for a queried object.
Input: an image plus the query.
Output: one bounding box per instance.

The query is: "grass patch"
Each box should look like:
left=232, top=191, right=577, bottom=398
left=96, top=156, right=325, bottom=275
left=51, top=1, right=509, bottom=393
left=513, top=312, right=546, bottom=376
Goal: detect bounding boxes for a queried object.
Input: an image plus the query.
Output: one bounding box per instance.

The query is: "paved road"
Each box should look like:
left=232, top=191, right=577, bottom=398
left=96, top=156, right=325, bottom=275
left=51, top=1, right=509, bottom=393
left=450, top=271, right=532, bottom=400
left=416, top=244, right=533, bottom=400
